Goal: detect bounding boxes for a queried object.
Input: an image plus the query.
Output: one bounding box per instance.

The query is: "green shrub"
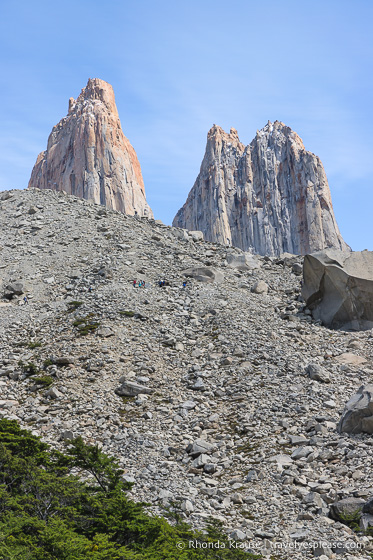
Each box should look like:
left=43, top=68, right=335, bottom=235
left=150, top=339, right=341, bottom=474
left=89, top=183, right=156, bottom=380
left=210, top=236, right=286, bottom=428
left=19, top=361, right=39, bottom=376
left=33, top=376, right=54, bottom=387
left=73, top=315, right=100, bottom=336
left=67, top=300, right=83, bottom=312
left=0, top=420, right=261, bottom=560
left=27, top=341, right=42, bottom=349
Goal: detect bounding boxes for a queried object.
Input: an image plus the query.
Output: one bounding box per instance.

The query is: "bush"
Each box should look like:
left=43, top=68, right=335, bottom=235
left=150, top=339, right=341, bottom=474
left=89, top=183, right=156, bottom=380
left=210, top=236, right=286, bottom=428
left=0, top=420, right=261, bottom=560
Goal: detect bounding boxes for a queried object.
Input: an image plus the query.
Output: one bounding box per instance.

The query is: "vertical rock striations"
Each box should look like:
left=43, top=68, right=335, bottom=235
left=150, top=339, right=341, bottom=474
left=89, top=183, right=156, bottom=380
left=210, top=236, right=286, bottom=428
left=173, top=121, right=348, bottom=255
left=28, top=78, right=153, bottom=218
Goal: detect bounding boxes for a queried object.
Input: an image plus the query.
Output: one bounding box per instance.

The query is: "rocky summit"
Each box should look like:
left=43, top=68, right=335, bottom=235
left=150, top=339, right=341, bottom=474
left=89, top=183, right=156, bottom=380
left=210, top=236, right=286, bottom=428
left=28, top=78, right=153, bottom=218
left=1, top=188, right=373, bottom=559
left=173, top=122, right=349, bottom=256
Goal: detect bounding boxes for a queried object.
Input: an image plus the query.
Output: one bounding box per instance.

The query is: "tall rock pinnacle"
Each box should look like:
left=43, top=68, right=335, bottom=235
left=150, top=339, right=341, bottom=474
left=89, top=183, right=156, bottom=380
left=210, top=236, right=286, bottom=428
left=173, top=121, right=349, bottom=255
left=28, top=78, right=153, bottom=217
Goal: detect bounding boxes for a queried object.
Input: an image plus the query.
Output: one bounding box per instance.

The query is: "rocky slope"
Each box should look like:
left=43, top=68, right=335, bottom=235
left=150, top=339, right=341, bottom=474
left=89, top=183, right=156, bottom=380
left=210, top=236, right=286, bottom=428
left=173, top=122, right=349, bottom=256
left=28, top=78, right=153, bottom=218
left=0, top=188, right=372, bottom=559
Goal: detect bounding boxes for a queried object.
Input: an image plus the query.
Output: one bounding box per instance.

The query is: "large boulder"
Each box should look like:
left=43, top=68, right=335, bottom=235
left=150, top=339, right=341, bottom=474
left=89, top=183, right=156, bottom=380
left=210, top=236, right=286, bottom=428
left=338, top=384, right=373, bottom=434
left=226, top=252, right=261, bottom=271
left=302, top=249, right=373, bottom=330
left=329, top=497, right=365, bottom=521
left=3, top=282, right=24, bottom=299
left=182, top=267, right=223, bottom=283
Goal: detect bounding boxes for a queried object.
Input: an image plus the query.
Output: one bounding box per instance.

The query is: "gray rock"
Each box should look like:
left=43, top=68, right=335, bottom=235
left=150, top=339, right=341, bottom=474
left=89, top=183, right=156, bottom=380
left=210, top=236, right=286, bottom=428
left=189, top=439, right=215, bottom=457
left=115, top=381, right=154, bottom=397
left=360, top=513, right=373, bottom=531
left=189, top=231, right=204, bottom=242
left=192, top=454, right=210, bottom=468
left=302, top=249, right=373, bottom=330
left=4, top=282, right=24, bottom=299
left=182, top=267, right=223, bottom=283
left=338, top=384, right=373, bottom=434
left=229, top=529, right=246, bottom=541
left=306, top=363, right=330, bottom=383
left=251, top=280, right=268, bottom=294
left=329, top=497, right=365, bottom=521
left=226, top=253, right=260, bottom=271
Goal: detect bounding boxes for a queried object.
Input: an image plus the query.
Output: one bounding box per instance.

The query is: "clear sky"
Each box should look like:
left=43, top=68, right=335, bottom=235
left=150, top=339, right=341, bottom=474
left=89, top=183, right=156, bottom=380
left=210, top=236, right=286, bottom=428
left=0, top=0, right=372, bottom=250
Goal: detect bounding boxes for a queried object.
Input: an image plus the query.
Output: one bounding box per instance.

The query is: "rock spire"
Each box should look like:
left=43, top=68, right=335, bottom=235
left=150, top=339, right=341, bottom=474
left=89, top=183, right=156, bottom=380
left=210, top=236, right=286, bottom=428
left=173, top=121, right=348, bottom=255
left=28, top=78, right=153, bottom=217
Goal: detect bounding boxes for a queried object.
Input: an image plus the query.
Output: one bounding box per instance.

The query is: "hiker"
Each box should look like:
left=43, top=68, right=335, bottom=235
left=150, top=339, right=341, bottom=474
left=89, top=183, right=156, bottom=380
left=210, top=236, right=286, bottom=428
left=182, top=281, right=187, bottom=288
left=133, top=280, right=137, bottom=287
left=23, top=295, right=28, bottom=305
left=142, top=281, right=146, bottom=288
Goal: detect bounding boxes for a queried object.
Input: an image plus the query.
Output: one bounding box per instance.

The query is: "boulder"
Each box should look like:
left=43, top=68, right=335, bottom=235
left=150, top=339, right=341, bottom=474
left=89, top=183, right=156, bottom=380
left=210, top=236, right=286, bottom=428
left=329, top=497, right=365, bottom=521
left=338, top=384, right=373, bottom=434
left=4, top=282, right=24, bottom=299
left=189, top=230, right=204, bottom=242
left=115, top=381, right=154, bottom=397
left=226, top=252, right=261, bottom=271
left=306, top=363, right=330, bottom=383
left=302, top=249, right=373, bottom=330
left=251, top=280, right=268, bottom=294
left=182, top=267, right=223, bottom=283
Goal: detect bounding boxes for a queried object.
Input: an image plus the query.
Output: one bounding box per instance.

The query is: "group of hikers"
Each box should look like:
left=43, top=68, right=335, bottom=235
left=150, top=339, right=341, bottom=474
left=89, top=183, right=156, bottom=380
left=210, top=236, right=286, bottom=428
left=132, top=279, right=187, bottom=289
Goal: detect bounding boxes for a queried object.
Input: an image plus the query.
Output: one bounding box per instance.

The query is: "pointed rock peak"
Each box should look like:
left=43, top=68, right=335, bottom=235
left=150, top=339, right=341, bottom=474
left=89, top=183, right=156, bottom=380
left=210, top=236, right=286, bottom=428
left=255, top=120, right=305, bottom=148
left=207, top=124, right=242, bottom=146
left=68, top=78, right=118, bottom=116
left=174, top=121, right=349, bottom=256
left=28, top=79, right=153, bottom=218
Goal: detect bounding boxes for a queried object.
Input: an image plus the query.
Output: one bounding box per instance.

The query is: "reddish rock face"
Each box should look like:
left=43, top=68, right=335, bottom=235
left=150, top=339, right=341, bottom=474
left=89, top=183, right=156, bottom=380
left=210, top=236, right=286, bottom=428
left=28, top=78, right=153, bottom=218
left=173, top=121, right=349, bottom=256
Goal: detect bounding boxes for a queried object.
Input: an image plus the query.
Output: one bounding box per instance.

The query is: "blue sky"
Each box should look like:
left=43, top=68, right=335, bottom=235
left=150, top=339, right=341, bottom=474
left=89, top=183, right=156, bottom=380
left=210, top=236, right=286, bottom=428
left=0, top=0, right=372, bottom=250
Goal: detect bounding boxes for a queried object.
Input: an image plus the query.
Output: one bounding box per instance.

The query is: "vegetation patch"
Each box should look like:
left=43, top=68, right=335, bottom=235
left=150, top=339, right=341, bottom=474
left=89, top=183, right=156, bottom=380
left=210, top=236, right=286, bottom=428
left=73, top=314, right=100, bottom=336
left=18, top=361, right=40, bottom=376
left=33, top=375, right=54, bottom=388
left=0, top=419, right=261, bottom=559
left=66, top=300, right=83, bottom=312
left=119, top=310, right=135, bottom=317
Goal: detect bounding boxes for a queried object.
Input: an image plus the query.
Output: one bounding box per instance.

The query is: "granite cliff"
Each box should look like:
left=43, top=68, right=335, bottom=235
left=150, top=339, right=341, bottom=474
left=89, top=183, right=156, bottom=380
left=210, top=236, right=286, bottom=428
left=28, top=78, right=153, bottom=218
left=173, top=122, right=348, bottom=255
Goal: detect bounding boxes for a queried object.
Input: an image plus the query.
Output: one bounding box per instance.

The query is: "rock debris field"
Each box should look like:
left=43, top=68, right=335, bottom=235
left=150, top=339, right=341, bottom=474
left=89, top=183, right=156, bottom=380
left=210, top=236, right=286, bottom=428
left=0, top=188, right=373, bottom=559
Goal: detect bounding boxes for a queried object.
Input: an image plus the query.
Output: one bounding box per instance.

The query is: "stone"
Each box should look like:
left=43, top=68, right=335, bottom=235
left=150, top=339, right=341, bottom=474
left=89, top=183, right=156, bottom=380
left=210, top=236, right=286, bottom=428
left=4, top=282, right=24, bottom=299
left=360, top=513, right=373, bottom=531
left=189, top=231, right=204, bottom=242
left=173, top=122, right=348, bottom=256
left=250, top=280, right=268, bottom=294
left=226, top=253, right=261, bottom=271
left=28, top=78, right=153, bottom=218
left=291, top=446, right=313, bottom=460
left=229, top=529, right=246, bottom=541
left=192, top=454, right=210, bottom=468
left=306, top=363, right=330, bottom=383
left=334, top=353, right=367, bottom=366
left=189, top=439, right=215, bottom=457
left=329, top=497, right=365, bottom=521
left=182, top=267, right=223, bottom=283
left=46, top=387, right=62, bottom=399
left=338, top=384, right=373, bottom=434
left=115, top=381, right=154, bottom=397
left=302, top=249, right=373, bottom=330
